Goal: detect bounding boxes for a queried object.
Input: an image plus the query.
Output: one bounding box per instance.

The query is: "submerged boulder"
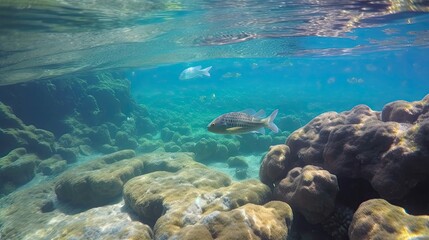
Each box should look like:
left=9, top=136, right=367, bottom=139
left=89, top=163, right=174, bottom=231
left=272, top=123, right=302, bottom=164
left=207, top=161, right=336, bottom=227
left=38, top=154, right=67, bottom=176
left=181, top=201, right=293, bottom=240
left=349, top=199, right=429, bottom=239
left=274, top=165, right=338, bottom=224
left=0, top=102, right=55, bottom=158
left=0, top=148, right=38, bottom=195
left=259, top=144, right=290, bottom=186
left=55, top=150, right=139, bottom=207
left=262, top=95, right=429, bottom=201
left=123, top=165, right=274, bottom=239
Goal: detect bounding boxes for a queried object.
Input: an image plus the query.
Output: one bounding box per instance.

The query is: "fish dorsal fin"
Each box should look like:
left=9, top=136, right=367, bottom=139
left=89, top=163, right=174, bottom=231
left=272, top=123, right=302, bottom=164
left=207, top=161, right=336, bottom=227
left=252, top=127, right=265, bottom=135
left=194, top=65, right=202, bottom=70
left=240, top=109, right=256, bottom=115
left=254, top=109, right=266, bottom=118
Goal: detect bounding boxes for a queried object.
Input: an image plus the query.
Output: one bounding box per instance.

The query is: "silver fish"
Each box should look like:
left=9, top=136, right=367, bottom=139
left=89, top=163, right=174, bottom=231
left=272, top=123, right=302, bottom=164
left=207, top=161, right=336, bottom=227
left=179, top=65, right=212, bottom=80
left=207, top=109, right=279, bottom=134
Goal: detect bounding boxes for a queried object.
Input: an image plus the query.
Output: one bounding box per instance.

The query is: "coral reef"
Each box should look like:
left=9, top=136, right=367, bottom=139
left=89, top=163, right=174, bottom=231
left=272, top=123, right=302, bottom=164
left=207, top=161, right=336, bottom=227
left=0, top=102, right=56, bottom=158
left=349, top=199, right=429, bottom=239
left=0, top=148, right=38, bottom=195
left=273, top=165, right=338, bottom=224
left=28, top=201, right=153, bottom=240
left=0, top=73, right=159, bottom=159
left=185, top=201, right=293, bottom=240
left=226, top=156, right=249, bottom=168
left=261, top=95, right=429, bottom=201
left=123, top=167, right=273, bottom=239
left=55, top=150, right=139, bottom=207
left=0, top=178, right=153, bottom=240
left=259, top=144, right=290, bottom=186
left=38, top=154, right=67, bottom=176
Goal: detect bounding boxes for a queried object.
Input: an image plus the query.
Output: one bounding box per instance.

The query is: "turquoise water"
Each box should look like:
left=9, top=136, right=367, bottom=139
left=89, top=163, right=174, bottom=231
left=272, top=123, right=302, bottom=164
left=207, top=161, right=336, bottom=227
left=1, top=1, right=429, bottom=239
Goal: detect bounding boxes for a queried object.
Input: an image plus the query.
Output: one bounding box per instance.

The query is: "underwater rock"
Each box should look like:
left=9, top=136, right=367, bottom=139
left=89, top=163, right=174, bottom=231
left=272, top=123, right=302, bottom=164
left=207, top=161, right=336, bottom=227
left=0, top=148, right=38, bottom=194
left=38, top=154, right=67, bottom=176
left=58, top=132, right=83, bottom=149
left=381, top=95, right=429, bottom=123
left=141, top=152, right=205, bottom=174
left=1, top=75, right=159, bottom=158
left=194, top=138, right=218, bottom=161
left=99, top=143, right=119, bottom=154
left=259, top=144, right=290, bottom=186
left=40, top=199, right=55, bottom=213
left=234, top=167, right=248, bottom=180
left=0, top=79, right=86, bottom=134
left=114, top=130, right=138, bottom=150
left=0, top=180, right=58, bottom=239
left=226, top=156, right=249, bottom=168
left=78, top=94, right=100, bottom=122
left=87, top=86, right=121, bottom=121
left=177, top=135, right=194, bottom=145
left=180, top=141, right=196, bottom=152
left=138, top=138, right=163, bottom=153
left=222, top=139, right=240, bottom=156
left=215, top=143, right=229, bottom=159
left=87, top=125, right=112, bottom=147
left=238, top=134, right=273, bottom=153
left=55, top=146, right=78, bottom=163
left=171, top=132, right=182, bottom=144
left=0, top=102, right=56, bottom=158
left=161, top=127, right=174, bottom=142
left=44, top=201, right=153, bottom=240
left=0, top=152, right=198, bottom=239
left=55, top=150, right=139, bottom=207
left=123, top=166, right=272, bottom=239
left=274, top=165, right=338, bottom=224
left=349, top=199, right=429, bottom=239
left=182, top=201, right=293, bottom=240
left=136, top=116, right=157, bottom=135
left=164, top=142, right=182, bottom=152
left=0, top=101, right=25, bottom=129
left=275, top=95, right=429, bottom=200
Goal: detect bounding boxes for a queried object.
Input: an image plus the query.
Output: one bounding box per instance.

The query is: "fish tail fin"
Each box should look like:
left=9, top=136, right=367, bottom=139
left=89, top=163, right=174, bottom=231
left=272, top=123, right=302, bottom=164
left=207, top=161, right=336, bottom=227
left=202, top=66, right=212, bottom=77
left=265, top=109, right=279, bottom=133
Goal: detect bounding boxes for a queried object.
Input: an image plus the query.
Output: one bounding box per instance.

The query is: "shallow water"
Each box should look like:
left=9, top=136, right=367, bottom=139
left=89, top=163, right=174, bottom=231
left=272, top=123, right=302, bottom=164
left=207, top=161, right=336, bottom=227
left=1, top=1, right=429, bottom=240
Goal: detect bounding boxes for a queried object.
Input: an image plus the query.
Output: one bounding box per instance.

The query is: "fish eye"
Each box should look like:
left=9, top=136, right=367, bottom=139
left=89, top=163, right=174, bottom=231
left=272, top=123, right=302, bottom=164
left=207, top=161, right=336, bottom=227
left=211, top=123, right=215, bottom=126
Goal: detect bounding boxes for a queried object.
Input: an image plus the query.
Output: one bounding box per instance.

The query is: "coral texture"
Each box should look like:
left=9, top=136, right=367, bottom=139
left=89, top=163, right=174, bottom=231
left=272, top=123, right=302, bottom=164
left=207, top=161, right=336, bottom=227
left=261, top=95, right=429, bottom=200
left=349, top=199, right=429, bottom=239
left=273, top=165, right=338, bottom=224
left=55, top=150, right=139, bottom=207
left=259, top=144, right=290, bottom=186
left=123, top=167, right=274, bottom=239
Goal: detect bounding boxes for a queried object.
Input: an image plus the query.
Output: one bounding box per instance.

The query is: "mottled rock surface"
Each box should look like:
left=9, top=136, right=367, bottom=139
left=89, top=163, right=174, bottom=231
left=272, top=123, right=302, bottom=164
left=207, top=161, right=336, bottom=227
left=124, top=167, right=273, bottom=239
left=187, top=201, right=293, bottom=240
left=0, top=102, right=55, bottom=158
left=29, top=201, right=153, bottom=240
left=55, top=150, right=139, bottom=207
left=349, top=199, right=429, bottom=240
left=261, top=95, right=429, bottom=200
left=0, top=148, right=38, bottom=195
left=259, top=144, right=290, bottom=186
left=274, top=165, right=338, bottom=224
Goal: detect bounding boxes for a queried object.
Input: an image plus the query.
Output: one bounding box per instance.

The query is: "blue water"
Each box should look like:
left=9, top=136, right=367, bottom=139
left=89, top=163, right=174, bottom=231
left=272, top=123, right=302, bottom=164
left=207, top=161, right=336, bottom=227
left=1, top=0, right=429, bottom=239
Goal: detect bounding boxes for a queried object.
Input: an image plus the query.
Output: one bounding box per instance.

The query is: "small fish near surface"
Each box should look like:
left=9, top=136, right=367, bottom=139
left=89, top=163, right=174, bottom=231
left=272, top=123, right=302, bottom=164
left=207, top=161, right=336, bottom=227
left=179, top=65, right=212, bottom=80
left=207, top=109, right=279, bottom=134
